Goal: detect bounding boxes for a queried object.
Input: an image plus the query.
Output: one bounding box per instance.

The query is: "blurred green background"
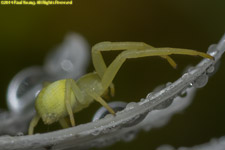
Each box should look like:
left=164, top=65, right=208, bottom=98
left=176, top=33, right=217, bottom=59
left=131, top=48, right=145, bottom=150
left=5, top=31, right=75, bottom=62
left=0, top=0, right=225, bottom=149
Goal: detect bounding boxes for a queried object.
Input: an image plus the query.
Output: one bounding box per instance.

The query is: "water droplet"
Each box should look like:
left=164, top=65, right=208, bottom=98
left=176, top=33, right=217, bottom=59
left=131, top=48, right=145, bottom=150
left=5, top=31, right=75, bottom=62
left=61, top=59, right=73, bottom=72
left=192, top=73, right=208, bottom=88
left=179, top=90, right=187, bottom=97
left=207, top=44, right=218, bottom=56
left=91, top=129, right=101, bottom=136
left=207, top=66, right=215, bottom=74
left=125, top=102, right=138, bottom=110
left=104, top=114, right=114, bottom=119
left=166, top=82, right=172, bottom=87
left=146, top=92, right=153, bottom=99
left=181, top=73, right=189, bottom=80
left=139, top=98, right=149, bottom=105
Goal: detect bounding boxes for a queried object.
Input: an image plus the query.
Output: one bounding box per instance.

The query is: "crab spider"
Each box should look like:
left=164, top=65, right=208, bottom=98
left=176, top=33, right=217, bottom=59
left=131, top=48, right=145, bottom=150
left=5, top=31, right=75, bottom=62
left=28, top=42, right=213, bottom=135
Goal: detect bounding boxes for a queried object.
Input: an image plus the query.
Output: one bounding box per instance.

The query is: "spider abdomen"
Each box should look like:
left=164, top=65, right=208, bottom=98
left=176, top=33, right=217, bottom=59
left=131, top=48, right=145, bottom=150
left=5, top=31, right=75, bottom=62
left=35, top=80, right=76, bottom=124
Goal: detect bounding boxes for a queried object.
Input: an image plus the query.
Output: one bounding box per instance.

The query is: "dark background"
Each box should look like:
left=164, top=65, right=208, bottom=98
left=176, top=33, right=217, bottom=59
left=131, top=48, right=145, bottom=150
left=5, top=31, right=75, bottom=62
left=0, top=0, right=225, bottom=149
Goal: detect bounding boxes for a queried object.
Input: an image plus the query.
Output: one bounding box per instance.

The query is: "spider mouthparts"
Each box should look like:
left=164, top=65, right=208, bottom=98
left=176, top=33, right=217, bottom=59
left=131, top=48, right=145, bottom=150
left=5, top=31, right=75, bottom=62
left=42, top=113, right=58, bottom=125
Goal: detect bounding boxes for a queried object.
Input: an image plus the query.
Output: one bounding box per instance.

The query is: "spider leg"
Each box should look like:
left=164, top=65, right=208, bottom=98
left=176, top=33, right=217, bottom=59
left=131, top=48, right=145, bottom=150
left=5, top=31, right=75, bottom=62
left=109, top=83, right=115, bottom=97
left=101, top=87, right=110, bottom=100
left=92, top=42, right=177, bottom=77
left=59, top=118, right=70, bottom=128
left=65, top=79, right=76, bottom=126
left=101, top=48, right=213, bottom=91
left=86, top=90, right=115, bottom=115
left=69, top=79, right=85, bottom=104
left=102, top=83, right=115, bottom=100
left=28, top=114, right=40, bottom=135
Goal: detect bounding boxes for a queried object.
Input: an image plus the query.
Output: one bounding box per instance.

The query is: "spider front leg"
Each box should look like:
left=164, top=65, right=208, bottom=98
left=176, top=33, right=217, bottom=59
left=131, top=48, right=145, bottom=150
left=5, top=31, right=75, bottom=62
left=28, top=114, right=40, bottom=135
left=65, top=79, right=76, bottom=126
left=92, top=42, right=177, bottom=78
left=100, top=48, right=213, bottom=91
left=66, top=79, right=115, bottom=123
left=65, top=79, right=87, bottom=126
left=86, top=90, right=115, bottom=115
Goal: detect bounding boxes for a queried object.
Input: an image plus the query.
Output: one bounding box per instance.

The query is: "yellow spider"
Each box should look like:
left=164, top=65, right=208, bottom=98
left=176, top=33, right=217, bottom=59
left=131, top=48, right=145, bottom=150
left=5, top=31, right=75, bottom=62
left=28, top=41, right=213, bottom=135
